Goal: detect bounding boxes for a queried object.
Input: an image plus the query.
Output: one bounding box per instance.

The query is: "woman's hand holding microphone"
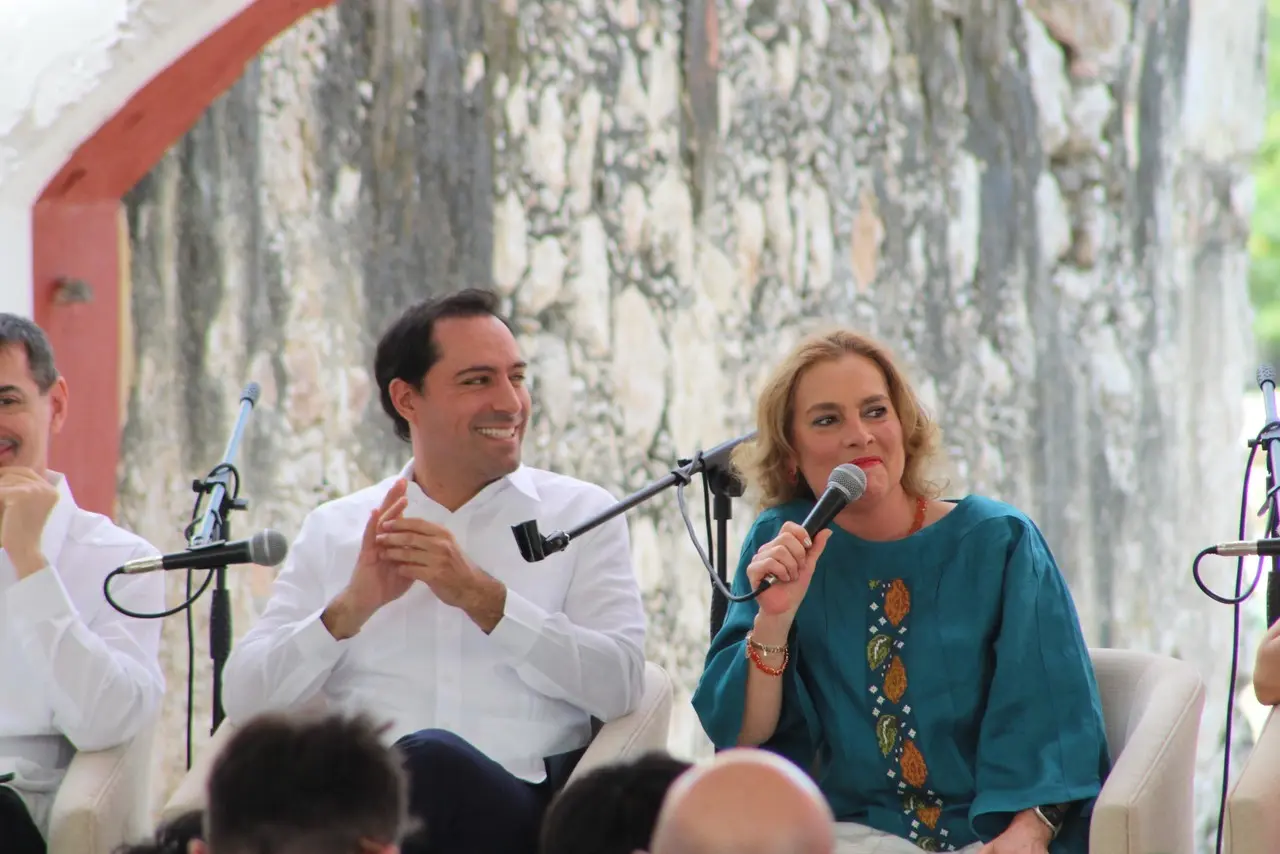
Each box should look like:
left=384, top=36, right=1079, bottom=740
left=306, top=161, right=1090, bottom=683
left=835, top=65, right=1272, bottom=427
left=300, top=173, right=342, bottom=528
left=747, top=522, right=831, bottom=623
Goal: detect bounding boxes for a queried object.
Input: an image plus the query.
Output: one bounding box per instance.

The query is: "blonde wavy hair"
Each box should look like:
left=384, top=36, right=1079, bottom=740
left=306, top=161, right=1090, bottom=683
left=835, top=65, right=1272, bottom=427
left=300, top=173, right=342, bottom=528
left=733, top=329, right=942, bottom=510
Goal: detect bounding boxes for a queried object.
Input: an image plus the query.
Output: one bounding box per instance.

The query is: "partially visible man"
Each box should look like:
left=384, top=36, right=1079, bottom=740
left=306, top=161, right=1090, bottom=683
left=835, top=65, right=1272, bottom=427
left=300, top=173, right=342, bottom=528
left=189, top=712, right=409, bottom=854
left=112, top=809, right=204, bottom=854
left=1254, top=619, right=1280, bottom=705
left=0, top=314, right=165, bottom=854
left=223, top=289, right=647, bottom=854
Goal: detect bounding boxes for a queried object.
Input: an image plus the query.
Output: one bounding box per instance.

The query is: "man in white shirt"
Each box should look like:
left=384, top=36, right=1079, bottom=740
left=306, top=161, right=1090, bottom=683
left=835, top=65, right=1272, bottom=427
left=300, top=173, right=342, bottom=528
left=0, top=314, right=165, bottom=854
left=222, top=289, right=647, bottom=854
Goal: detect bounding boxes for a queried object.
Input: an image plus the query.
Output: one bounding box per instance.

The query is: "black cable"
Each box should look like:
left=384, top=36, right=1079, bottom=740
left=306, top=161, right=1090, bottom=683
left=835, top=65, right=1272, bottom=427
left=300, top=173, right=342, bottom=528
left=701, top=470, right=715, bottom=579
left=101, top=462, right=242, bottom=771
left=1192, top=419, right=1276, bottom=854
left=675, top=459, right=766, bottom=604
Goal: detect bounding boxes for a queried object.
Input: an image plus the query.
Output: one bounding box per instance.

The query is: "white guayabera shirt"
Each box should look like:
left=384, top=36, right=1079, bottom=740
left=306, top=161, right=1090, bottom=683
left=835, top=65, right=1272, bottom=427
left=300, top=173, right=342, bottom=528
left=222, top=460, right=648, bottom=783
left=0, top=472, right=165, bottom=836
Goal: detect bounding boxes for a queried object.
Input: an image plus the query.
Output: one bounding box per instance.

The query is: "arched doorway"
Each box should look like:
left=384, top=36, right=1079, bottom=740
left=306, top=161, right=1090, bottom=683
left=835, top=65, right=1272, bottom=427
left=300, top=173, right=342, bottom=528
left=13, top=0, right=333, bottom=515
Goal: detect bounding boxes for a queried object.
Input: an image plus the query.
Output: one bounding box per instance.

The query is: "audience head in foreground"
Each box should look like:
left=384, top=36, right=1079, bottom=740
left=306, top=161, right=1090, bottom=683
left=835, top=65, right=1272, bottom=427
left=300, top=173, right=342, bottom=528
left=650, top=749, right=835, bottom=854
left=539, top=752, right=692, bottom=854
left=192, top=712, right=409, bottom=854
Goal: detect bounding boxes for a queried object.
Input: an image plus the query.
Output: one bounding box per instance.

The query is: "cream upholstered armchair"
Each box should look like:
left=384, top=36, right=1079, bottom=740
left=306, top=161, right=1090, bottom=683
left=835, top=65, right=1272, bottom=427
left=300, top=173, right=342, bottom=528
left=1087, top=648, right=1205, bottom=854
left=46, top=721, right=157, bottom=854
left=161, top=661, right=676, bottom=821
left=1225, top=706, right=1280, bottom=854
left=827, top=648, right=1204, bottom=854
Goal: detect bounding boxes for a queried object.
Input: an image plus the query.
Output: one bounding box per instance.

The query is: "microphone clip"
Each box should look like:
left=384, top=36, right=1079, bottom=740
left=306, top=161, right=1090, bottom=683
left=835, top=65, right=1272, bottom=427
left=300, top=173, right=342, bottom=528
left=512, top=522, right=570, bottom=563
left=1246, top=421, right=1280, bottom=450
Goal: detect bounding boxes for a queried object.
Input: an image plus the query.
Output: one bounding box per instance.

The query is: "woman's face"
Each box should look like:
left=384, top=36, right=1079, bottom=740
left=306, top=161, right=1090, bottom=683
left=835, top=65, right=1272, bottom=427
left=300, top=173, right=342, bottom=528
left=788, top=353, right=907, bottom=505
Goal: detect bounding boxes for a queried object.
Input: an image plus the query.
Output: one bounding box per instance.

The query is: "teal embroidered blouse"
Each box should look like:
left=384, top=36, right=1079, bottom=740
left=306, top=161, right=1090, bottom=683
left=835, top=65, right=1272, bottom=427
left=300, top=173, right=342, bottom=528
left=691, top=496, right=1110, bottom=853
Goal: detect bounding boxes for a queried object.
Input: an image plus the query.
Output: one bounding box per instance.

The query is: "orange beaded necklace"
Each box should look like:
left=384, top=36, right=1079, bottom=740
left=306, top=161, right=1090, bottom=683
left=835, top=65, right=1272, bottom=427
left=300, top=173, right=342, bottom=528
left=907, top=495, right=928, bottom=536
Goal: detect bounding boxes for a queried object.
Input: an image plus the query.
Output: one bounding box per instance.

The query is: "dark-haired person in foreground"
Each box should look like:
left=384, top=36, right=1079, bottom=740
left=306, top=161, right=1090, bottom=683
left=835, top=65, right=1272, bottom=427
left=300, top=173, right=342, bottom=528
left=112, top=810, right=204, bottom=854
left=539, top=752, right=691, bottom=854
left=222, top=290, right=646, bottom=854
left=0, top=314, right=164, bottom=854
left=198, top=712, right=406, bottom=854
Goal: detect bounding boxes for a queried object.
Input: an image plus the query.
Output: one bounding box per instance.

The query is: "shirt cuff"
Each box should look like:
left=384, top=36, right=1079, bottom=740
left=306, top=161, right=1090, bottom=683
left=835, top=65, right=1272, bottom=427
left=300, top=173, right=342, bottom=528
left=292, top=607, right=346, bottom=661
left=5, top=564, right=76, bottom=626
left=488, top=588, right=549, bottom=662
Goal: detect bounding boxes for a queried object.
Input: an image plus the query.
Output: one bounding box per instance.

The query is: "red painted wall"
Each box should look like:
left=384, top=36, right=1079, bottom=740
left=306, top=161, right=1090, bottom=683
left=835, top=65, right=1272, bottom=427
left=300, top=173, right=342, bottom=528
left=31, top=202, right=124, bottom=517
left=32, top=0, right=334, bottom=516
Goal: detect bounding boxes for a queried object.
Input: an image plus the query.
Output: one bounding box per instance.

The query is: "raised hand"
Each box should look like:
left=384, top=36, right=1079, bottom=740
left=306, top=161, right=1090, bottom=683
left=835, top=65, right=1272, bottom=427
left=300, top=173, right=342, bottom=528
left=0, top=467, right=58, bottom=578
left=321, top=479, right=410, bottom=639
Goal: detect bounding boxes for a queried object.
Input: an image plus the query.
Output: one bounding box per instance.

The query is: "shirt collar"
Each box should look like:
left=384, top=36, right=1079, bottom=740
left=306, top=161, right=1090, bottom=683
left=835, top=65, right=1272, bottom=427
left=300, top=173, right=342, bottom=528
left=397, top=460, right=541, bottom=507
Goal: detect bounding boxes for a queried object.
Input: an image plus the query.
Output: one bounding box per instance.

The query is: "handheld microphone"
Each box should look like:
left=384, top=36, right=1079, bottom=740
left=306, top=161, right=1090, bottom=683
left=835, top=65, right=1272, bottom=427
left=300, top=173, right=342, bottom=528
left=119, top=529, right=289, bottom=575
left=1208, top=539, right=1280, bottom=558
left=762, top=464, right=867, bottom=588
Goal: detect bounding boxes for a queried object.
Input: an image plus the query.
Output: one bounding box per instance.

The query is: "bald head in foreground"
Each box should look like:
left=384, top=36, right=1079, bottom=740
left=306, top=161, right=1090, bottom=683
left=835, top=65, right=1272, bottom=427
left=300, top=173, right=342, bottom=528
left=650, top=748, right=835, bottom=854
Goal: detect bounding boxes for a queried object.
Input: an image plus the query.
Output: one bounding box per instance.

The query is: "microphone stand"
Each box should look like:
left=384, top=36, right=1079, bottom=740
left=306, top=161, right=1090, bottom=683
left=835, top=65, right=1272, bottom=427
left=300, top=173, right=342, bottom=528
left=705, top=462, right=745, bottom=641
left=188, top=382, right=260, bottom=732
left=512, top=432, right=754, bottom=588
left=1256, top=366, right=1280, bottom=628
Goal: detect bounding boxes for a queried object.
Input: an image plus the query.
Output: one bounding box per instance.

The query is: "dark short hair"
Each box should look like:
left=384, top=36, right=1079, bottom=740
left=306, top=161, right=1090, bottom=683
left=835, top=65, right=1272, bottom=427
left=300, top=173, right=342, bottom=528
left=0, top=314, right=58, bottom=393
left=204, top=713, right=409, bottom=854
left=112, top=809, right=204, bottom=854
left=539, top=752, right=692, bottom=854
left=374, top=289, right=511, bottom=442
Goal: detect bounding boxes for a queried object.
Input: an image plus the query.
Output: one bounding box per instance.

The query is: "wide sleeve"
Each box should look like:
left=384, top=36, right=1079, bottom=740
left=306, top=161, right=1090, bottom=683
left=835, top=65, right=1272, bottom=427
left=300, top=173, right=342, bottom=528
left=691, top=513, right=821, bottom=769
left=969, top=518, right=1110, bottom=850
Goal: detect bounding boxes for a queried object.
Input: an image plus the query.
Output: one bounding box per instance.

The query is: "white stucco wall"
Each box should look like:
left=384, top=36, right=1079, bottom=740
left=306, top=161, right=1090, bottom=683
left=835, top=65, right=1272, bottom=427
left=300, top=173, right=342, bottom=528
left=0, top=0, right=262, bottom=315
left=0, top=207, right=32, bottom=317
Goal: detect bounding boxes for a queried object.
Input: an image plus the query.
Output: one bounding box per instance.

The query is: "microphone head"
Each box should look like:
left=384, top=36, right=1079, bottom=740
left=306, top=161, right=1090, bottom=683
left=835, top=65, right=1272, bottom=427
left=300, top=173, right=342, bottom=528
left=248, top=529, right=289, bottom=567
left=241, top=382, right=262, bottom=405
left=1260, top=365, right=1276, bottom=388
left=827, top=463, right=868, bottom=502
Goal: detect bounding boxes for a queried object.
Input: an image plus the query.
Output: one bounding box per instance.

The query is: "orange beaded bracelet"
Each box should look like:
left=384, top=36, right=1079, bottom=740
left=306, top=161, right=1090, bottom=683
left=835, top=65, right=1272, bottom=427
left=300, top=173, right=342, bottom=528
left=745, top=637, right=789, bottom=676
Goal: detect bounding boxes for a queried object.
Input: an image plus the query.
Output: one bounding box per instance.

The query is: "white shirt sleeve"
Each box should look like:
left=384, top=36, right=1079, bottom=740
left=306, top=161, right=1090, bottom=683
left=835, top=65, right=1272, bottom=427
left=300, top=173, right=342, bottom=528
left=221, top=511, right=345, bottom=722
left=4, top=544, right=165, bottom=752
left=488, top=512, right=646, bottom=722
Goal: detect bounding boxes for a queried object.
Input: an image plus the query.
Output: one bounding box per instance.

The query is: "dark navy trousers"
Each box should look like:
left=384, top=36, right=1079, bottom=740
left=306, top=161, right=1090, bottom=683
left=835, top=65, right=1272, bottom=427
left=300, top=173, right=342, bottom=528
left=395, top=729, right=570, bottom=854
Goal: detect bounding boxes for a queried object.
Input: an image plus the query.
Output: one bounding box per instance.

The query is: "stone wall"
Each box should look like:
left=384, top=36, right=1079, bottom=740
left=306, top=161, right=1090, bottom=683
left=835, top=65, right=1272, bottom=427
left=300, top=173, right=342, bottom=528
left=116, top=0, right=1265, bottom=845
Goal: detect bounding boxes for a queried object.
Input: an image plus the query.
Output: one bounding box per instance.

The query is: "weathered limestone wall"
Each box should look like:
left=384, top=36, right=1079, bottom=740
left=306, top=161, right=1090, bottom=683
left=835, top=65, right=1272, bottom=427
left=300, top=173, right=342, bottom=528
left=115, top=1, right=1264, bottom=845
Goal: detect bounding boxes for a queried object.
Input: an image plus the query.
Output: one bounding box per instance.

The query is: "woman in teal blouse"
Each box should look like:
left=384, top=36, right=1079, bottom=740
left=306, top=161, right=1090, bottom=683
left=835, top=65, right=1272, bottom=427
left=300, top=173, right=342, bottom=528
left=692, top=330, right=1109, bottom=854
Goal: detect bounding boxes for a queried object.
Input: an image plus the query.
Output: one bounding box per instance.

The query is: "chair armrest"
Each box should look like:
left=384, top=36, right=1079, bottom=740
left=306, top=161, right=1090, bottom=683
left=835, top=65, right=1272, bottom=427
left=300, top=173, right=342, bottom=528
left=1090, top=651, right=1205, bottom=854
left=569, top=662, right=674, bottom=784
left=160, top=721, right=239, bottom=824
left=48, top=724, right=156, bottom=854
left=1226, top=707, right=1280, bottom=854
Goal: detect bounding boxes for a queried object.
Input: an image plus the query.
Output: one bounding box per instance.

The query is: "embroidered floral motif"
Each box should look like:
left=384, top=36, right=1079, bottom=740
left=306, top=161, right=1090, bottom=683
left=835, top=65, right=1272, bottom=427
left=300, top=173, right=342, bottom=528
left=884, top=579, right=911, bottom=625
left=868, top=579, right=955, bottom=852
left=884, top=656, right=908, bottom=703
